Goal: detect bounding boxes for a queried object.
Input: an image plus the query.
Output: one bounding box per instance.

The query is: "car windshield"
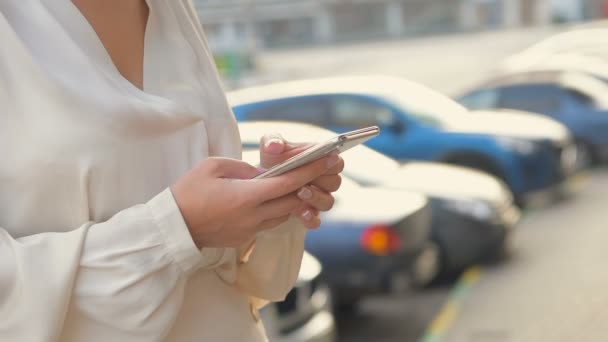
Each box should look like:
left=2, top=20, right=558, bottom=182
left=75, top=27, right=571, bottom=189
left=560, top=72, right=608, bottom=110
left=380, top=80, right=469, bottom=127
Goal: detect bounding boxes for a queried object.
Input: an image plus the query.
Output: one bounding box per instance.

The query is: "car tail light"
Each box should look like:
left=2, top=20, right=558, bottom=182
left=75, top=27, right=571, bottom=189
left=360, top=225, right=402, bottom=256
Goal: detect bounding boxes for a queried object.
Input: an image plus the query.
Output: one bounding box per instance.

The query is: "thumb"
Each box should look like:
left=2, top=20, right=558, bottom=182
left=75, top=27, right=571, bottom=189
left=208, top=157, right=260, bottom=180
left=260, top=133, right=286, bottom=157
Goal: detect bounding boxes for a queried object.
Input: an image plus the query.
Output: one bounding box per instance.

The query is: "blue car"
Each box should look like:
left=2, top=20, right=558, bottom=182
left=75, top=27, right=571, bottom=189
left=457, top=69, right=608, bottom=165
left=228, top=76, right=577, bottom=205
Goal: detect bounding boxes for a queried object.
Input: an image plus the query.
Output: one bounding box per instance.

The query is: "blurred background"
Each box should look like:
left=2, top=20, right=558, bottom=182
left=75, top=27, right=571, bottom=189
left=191, top=1, right=608, bottom=342
left=193, top=0, right=606, bottom=89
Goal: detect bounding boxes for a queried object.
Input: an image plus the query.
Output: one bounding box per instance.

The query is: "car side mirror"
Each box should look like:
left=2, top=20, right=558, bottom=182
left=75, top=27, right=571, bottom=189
left=389, top=121, right=405, bottom=135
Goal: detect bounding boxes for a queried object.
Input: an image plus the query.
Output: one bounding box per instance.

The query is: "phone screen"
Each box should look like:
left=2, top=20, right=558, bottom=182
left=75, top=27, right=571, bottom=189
left=254, top=126, right=380, bottom=179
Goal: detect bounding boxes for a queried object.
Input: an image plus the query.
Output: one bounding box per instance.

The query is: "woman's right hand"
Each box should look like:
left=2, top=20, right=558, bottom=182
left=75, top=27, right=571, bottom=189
left=170, top=156, right=336, bottom=249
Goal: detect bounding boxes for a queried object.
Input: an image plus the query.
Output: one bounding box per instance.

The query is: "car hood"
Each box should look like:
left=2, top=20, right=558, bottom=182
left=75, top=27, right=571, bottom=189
left=445, top=109, right=570, bottom=144
left=322, top=180, right=428, bottom=224
left=380, top=162, right=511, bottom=204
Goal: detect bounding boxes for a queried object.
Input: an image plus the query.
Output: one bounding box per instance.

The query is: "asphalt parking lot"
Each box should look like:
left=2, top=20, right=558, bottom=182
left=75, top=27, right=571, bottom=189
left=336, top=170, right=603, bottom=342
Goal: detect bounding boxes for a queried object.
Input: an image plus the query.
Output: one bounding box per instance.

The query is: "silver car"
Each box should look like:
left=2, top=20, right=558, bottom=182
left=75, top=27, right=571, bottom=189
left=261, top=252, right=337, bottom=342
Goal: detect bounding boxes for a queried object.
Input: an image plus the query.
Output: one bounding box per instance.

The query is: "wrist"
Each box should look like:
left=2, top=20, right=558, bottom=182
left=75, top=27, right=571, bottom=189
left=169, top=185, right=203, bottom=249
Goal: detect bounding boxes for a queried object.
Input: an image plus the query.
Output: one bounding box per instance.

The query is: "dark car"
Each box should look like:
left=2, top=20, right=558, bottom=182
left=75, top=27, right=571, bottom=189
left=457, top=70, right=608, bottom=166
left=229, top=76, right=577, bottom=206
left=261, top=252, right=337, bottom=342
left=239, top=121, right=519, bottom=278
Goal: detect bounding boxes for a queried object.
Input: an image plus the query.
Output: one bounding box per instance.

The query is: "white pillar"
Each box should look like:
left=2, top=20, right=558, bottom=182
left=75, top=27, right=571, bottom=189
left=386, top=0, right=404, bottom=37
left=315, top=7, right=334, bottom=43
left=502, top=0, right=521, bottom=27
left=460, top=0, right=478, bottom=30
left=534, top=0, right=552, bottom=25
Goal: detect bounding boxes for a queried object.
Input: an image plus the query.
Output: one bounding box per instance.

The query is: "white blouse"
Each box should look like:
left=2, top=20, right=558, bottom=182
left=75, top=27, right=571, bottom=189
left=0, top=1, right=306, bottom=341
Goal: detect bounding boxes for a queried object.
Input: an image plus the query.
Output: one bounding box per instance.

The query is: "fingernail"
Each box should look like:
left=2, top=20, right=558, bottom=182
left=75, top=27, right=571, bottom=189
left=326, top=153, right=341, bottom=169
left=302, top=210, right=313, bottom=221
left=265, top=138, right=283, bottom=148
left=297, top=187, right=313, bottom=200
left=256, top=166, right=267, bottom=174
left=264, top=138, right=284, bottom=155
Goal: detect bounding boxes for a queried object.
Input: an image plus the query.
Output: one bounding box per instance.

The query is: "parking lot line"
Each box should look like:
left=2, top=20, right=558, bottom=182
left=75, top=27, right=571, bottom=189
left=420, top=267, right=482, bottom=342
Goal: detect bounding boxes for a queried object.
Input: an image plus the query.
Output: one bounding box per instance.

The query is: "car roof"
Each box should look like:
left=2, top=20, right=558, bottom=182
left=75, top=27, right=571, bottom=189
left=503, top=53, right=608, bottom=74
left=572, top=20, right=608, bottom=30
left=481, top=70, right=567, bottom=87
left=476, top=69, right=605, bottom=89
left=227, top=75, right=432, bottom=106
left=526, top=28, right=608, bottom=52
left=238, top=121, right=336, bottom=144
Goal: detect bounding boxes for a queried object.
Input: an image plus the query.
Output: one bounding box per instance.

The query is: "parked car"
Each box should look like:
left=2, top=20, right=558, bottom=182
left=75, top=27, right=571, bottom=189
left=457, top=70, right=608, bottom=165
left=499, top=53, right=608, bottom=84
left=229, top=76, right=576, bottom=205
left=239, top=121, right=519, bottom=278
left=242, top=149, right=438, bottom=310
left=261, top=252, right=337, bottom=342
left=501, top=28, right=608, bottom=67
left=573, top=20, right=608, bottom=30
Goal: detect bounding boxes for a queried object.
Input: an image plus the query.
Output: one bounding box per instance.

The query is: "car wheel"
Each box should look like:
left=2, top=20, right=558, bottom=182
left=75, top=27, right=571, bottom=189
left=574, top=140, right=594, bottom=169
left=484, top=231, right=514, bottom=264
left=425, top=239, right=464, bottom=285
left=333, top=296, right=360, bottom=316
left=410, top=241, right=441, bottom=288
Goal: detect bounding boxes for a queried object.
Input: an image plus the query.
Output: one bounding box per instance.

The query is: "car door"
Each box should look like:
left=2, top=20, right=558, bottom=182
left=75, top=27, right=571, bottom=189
left=325, top=94, right=409, bottom=157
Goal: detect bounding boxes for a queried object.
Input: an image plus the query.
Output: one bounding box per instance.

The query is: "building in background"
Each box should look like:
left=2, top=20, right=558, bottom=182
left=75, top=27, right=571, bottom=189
left=194, top=0, right=552, bottom=50
left=579, top=0, right=608, bottom=19
left=193, top=0, right=555, bottom=85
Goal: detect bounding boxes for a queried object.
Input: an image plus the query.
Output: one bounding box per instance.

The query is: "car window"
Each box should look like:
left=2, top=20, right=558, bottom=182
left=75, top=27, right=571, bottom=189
left=564, top=88, right=595, bottom=109
left=458, top=88, right=499, bottom=110
left=498, top=84, right=561, bottom=114
left=246, top=97, right=330, bottom=126
left=329, top=95, right=395, bottom=129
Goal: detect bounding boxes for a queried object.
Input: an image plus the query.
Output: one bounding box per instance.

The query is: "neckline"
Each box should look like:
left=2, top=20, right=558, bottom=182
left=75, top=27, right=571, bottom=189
left=56, top=0, right=172, bottom=106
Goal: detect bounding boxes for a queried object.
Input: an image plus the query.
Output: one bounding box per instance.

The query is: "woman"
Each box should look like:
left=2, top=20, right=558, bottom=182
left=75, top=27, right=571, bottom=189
left=0, top=1, right=343, bottom=341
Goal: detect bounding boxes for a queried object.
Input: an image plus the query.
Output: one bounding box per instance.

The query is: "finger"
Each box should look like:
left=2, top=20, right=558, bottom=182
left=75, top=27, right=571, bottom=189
left=297, top=186, right=335, bottom=212
left=324, top=157, right=345, bottom=175
left=299, top=208, right=321, bottom=229
left=205, top=157, right=260, bottom=180
left=256, top=214, right=291, bottom=232
left=257, top=193, right=302, bottom=221
left=260, top=141, right=312, bottom=169
left=255, top=154, right=342, bottom=201
left=311, top=175, right=342, bottom=193
left=260, top=133, right=287, bottom=156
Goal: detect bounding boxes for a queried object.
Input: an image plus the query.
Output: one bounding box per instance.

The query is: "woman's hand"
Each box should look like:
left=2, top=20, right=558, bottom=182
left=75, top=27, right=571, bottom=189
left=259, top=133, right=344, bottom=229
left=170, top=156, right=337, bottom=249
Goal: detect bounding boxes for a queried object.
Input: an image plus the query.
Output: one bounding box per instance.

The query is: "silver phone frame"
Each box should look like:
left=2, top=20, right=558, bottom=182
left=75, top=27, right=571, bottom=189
left=253, top=126, right=380, bottom=179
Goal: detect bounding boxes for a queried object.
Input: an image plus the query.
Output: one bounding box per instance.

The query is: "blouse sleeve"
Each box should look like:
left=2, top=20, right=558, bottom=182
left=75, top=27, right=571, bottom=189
left=233, top=218, right=307, bottom=305
left=0, top=189, right=225, bottom=342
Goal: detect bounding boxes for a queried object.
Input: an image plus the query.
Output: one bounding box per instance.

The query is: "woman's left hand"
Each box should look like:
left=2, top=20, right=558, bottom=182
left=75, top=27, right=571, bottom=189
left=259, top=133, right=344, bottom=229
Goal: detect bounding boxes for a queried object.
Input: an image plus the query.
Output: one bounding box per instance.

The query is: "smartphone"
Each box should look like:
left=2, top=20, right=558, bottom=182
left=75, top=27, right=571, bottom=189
left=254, top=126, right=380, bottom=179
